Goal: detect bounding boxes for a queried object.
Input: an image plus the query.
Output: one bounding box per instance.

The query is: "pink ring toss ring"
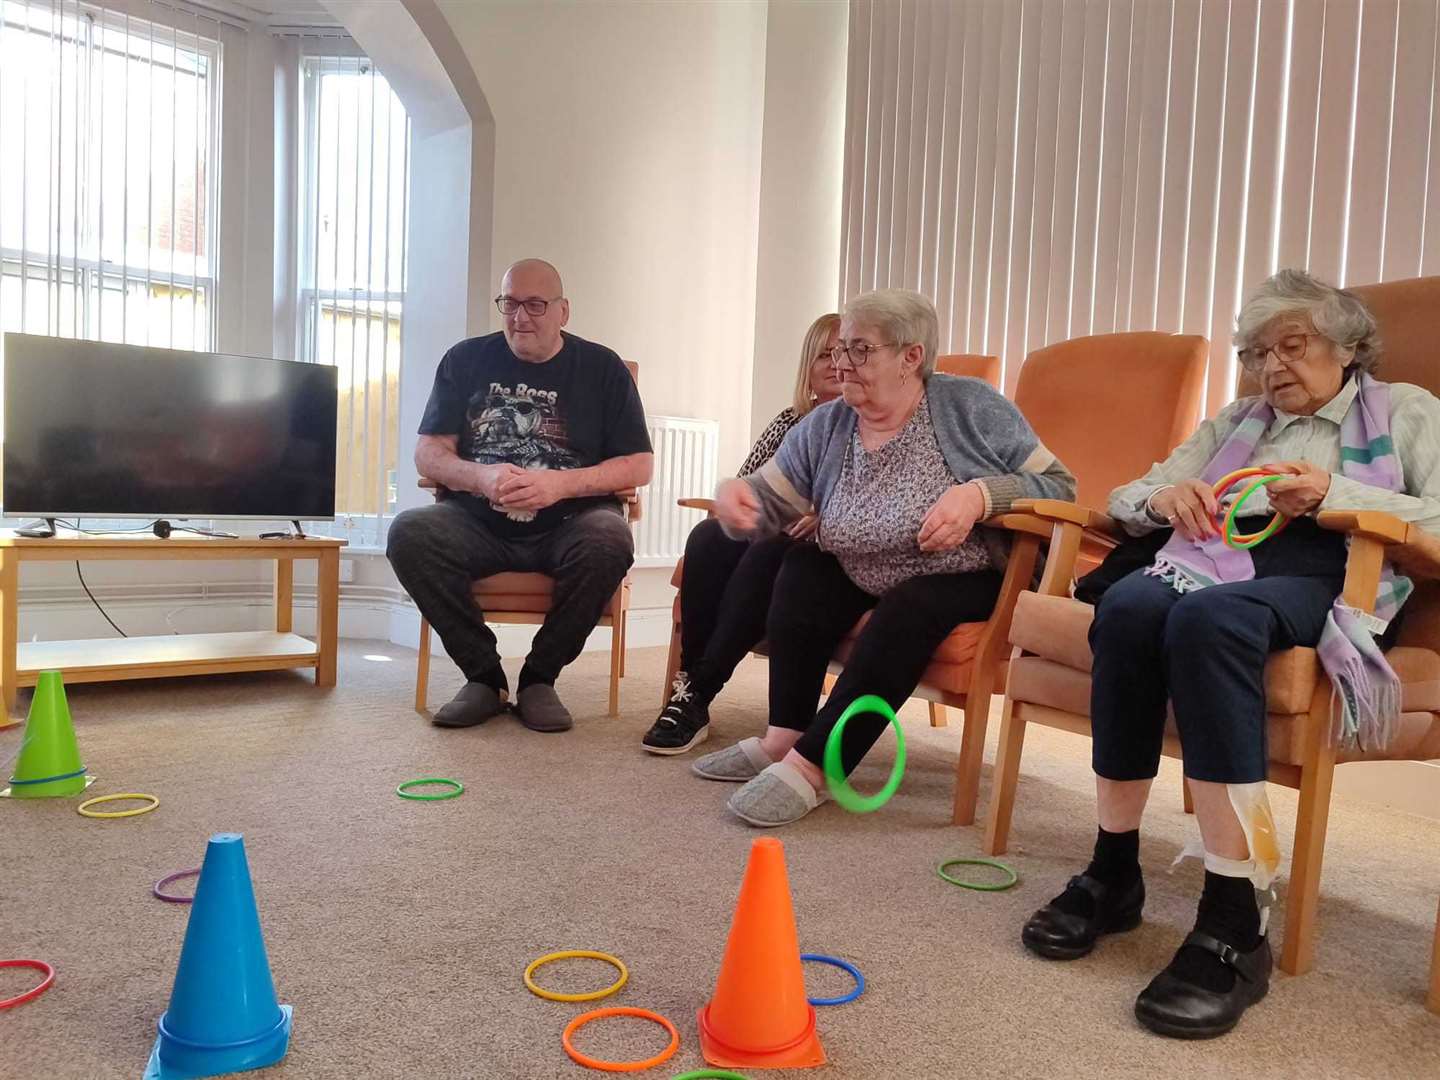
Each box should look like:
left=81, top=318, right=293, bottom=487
left=153, top=867, right=202, bottom=903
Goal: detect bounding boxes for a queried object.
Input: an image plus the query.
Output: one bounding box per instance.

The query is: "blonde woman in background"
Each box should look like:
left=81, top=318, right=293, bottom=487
left=641, top=313, right=842, bottom=755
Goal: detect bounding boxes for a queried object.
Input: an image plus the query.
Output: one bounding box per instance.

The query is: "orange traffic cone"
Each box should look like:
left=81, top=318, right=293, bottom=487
left=698, top=837, right=825, bottom=1069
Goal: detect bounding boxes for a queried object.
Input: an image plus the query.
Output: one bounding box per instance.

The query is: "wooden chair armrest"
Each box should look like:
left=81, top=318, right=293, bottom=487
left=1012, top=499, right=1121, bottom=536
left=1317, top=510, right=1440, bottom=582
left=619, top=488, right=642, bottom=524
left=677, top=497, right=715, bottom=512
left=1315, top=510, right=1410, bottom=545
left=984, top=512, right=1054, bottom=541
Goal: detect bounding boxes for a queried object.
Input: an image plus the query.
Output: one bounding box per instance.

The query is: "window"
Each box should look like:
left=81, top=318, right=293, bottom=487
left=298, top=53, right=410, bottom=537
left=0, top=0, right=220, bottom=348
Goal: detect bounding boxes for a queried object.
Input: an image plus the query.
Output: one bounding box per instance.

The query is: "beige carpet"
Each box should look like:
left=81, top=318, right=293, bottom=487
left=3, top=642, right=1438, bottom=1079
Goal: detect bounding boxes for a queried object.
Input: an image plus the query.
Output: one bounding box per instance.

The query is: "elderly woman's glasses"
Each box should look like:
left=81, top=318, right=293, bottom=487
left=495, top=295, right=562, bottom=316
left=1236, top=333, right=1320, bottom=373
left=829, top=341, right=900, bottom=367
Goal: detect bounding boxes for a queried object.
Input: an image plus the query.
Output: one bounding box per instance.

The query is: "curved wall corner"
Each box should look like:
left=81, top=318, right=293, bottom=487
left=320, top=0, right=495, bottom=512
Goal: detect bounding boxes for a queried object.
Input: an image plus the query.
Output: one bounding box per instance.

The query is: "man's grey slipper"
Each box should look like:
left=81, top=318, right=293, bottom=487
left=727, top=762, right=828, bottom=828
left=514, top=683, right=574, bottom=732
left=433, top=681, right=507, bottom=728
left=692, top=737, right=771, bottom=782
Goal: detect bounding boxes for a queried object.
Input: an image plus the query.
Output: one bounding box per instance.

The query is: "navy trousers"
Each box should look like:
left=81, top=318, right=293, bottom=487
left=1088, top=566, right=1344, bottom=784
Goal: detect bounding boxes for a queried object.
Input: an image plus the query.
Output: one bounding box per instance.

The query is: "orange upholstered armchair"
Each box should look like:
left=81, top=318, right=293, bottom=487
left=985, top=276, right=1440, bottom=977
left=663, top=338, right=1208, bottom=827
left=413, top=363, right=641, bottom=718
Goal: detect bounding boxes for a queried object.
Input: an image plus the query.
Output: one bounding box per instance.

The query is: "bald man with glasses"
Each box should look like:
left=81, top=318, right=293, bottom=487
left=388, top=259, right=653, bottom=733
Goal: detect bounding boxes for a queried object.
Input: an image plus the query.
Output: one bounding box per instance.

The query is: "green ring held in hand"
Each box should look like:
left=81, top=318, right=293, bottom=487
left=1223, top=476, right=1287, bottom=550
left=395, top=777, right=464, bottom=801
left=823, top=694, right=906, bottom=813
left=936, top=857, right=1019, bottom=892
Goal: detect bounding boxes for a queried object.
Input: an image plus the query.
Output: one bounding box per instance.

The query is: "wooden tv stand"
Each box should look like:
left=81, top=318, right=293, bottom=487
left=0, top=532, right=345, bottom=717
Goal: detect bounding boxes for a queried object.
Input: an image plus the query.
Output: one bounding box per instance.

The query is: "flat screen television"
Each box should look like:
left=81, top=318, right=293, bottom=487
left=2, top=333, right=338, bottom=521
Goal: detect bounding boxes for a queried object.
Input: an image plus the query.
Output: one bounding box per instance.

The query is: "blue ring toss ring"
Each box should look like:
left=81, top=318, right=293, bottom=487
left=800, top=953, right=864, bottom=1006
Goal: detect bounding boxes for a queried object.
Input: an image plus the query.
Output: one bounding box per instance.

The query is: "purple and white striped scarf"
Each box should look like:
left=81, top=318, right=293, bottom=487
left=1146, top=371, right=1413, bottom=750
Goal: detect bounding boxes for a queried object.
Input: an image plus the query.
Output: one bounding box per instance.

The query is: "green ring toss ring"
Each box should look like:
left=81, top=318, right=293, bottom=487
left=1222, top=475, right=1288, bottom=549
left=936, top=857, right=1019, bottom=891
left=395, top=777, right=464, bottom=801
left=671, top=1072, right=752, bottom=1080
left=823, top=694, right=906, bottom=814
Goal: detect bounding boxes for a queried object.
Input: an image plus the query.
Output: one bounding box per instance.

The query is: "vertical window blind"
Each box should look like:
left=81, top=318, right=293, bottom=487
left=841, top=0, right=1440, bottom=415
left=298, top=47, right=409, bottom=547
left=0, top=0, right=220, bottom=349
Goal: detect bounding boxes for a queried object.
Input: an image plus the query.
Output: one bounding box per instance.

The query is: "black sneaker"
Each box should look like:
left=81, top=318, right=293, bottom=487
left=641, top=673, right=710, bottom=755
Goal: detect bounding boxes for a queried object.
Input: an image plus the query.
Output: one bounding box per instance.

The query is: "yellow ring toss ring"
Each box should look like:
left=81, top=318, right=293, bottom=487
left=77, top=792, right=159, bottom=819
left=524, top=949, right=629, bottom=1003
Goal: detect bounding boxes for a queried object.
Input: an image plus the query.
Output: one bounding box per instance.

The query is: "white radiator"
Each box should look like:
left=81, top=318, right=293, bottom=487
left=635, top=415, right=720, bottom=566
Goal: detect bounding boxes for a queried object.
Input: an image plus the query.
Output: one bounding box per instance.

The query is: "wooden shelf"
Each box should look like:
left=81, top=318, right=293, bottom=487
left=0, top=532, right=345, bottom=562
left=0, top=534, right=341, bottom=715
left=17, top=632, right=320, bottom=685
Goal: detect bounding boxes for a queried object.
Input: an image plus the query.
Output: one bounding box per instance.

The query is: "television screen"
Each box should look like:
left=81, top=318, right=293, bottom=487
left=2, top=334, right=338, bottom=521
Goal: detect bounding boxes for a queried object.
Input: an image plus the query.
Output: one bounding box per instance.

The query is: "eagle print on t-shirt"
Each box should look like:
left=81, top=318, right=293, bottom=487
left=465, top=381, right=580, bottom=520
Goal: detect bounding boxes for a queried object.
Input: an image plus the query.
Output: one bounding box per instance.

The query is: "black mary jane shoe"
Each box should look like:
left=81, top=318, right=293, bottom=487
left=1134, top=932, right=1272, bottom=1040
left=1021, top=873, right=1145, bottom=960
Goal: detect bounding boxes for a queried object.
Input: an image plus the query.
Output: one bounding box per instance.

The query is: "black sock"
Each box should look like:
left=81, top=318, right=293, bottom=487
left=517, top=663, right=554, bottom=692
left=1166, top=870, right=1262, bottom=992
left=1086, top=826, right=1141, bottom=885
left=465, top=664, right=507, bottom=695
left=1052, top=827, right=1141, bottom=917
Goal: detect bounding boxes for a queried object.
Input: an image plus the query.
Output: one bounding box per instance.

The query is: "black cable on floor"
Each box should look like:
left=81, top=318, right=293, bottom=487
left=75, top=562, right=127, bottom=638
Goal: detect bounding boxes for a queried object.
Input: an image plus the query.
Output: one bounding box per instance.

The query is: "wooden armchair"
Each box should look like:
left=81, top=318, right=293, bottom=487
left=663, top=338, right=1207, bottom=826
left=1431, top=898, right=1440, bottom=1015
left=413, top=362, right=641, bottom=718
left=984, top=276, right=1440, bottom=977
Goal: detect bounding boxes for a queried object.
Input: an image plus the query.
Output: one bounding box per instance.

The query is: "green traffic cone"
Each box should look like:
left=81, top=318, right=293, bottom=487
left=2, top=671, right=94, bottom=798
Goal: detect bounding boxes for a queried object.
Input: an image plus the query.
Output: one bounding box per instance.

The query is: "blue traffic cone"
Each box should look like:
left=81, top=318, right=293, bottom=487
left=144, top=833, right=292, bottom=1080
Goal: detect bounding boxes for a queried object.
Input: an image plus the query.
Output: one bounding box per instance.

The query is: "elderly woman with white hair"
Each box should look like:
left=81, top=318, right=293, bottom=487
left=1023, top=269, right=1440, bottom=1040
left=694, top=288, right=1075, bottom=827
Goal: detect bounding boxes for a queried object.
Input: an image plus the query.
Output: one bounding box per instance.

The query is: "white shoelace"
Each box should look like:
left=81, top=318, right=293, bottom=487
left=657, top=674, right=695, bottom=729
left=669, top=674, right=693, bottom=705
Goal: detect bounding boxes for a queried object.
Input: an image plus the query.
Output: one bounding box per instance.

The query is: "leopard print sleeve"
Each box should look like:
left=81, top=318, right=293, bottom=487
left=737, top=408, right=800, bottom=477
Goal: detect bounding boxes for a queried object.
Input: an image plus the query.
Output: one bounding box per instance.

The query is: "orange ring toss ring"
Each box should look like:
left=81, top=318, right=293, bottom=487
left=1211, top=467, right=1290, bottom=548
left=524, top=950, right=628, bottom=1002
left=562, top=1007, right=680, bottom=1073
left=77, top=792, right=159, bottom=819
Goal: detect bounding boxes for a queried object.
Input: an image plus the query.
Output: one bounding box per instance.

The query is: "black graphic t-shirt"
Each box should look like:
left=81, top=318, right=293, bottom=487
left=417, top=331, right=651, bottom=536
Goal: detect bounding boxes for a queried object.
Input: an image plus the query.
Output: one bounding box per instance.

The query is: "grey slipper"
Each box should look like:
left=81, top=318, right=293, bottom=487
left=514, top=683, right=574, bottom=733
left=433, top=681, right=507, bottom=728
left=692, top=737, right=771, bottom=782
left=727, top=762, right=828, bottom=828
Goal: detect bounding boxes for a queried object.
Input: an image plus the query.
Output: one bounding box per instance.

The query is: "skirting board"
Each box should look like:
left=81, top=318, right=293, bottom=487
left=15, top=590, right=675, bottom=666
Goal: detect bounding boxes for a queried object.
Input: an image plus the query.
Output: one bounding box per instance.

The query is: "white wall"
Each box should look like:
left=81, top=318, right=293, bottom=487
left=749, top=0, right=848, bottom=441
left=435, top=0, right=769, bottom=476
left=10, top=0, right=857, bottom=684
